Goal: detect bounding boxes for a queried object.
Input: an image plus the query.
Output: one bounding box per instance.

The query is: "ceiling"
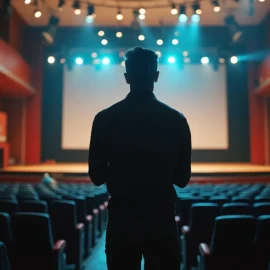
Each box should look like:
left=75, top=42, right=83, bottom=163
left=12, top=0, right=270, bottom=26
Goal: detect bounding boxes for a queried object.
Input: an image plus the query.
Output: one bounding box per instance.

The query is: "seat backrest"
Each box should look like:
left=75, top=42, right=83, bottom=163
left=0, top=214, right=12, bottom=250
left=210, top=215, right=256, bottom=256
left=50, top=200, right=77, bottom=239
left=0, top=201, right=18, bottom=216
left=256, top=215, right=270, bottom=249
left=254, top=196, right=270, bottom=203
left=209, top=196, right=230, bottom=206
left=69, top=196, right=86, bottom=223
left=232, top=196, right=252, bottom=204
left=19, top=201, right=48, bottom=213
left=190, top=203, right=219, bottom=243
left=0, top=242, right=10, bottom=270
left=221, top=202, right=252, bottom=215
left=12, top=213, right=53, bottom=253
left=253, top=202, right=270, bottom=217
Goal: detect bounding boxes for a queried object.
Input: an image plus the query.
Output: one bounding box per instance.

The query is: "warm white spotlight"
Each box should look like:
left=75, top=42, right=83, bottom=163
left=184, top=57, right=190, bottom=64
left=201, top=57, right=209, bottom=64
left=139, top=8, right=146, bottom=14
left=196, top=9, right=202, bottom=15
left=121, top=61, right=125, bottom=67
left=139, top=14, right=145, bottom=20
left=214, top=6, right=220, bottom=12
left=138, top=35, right=145, bottom=41
left=74, top=8, right=81, bottom=15
left=157, top=39, right=163, bottom=45
left=47, top=56, right=55, bottom=64
left=60, top=58, right=66, bottom=64
left=25, top=0, right=31, bottom=4
left=230, top=56, right=238, bottom=64
left=172, top=39, right=178, bottom=45
left=116, top=11, right=123, bottom=20
left=98, top=30, right=105, bottom=36
left=101, top=39, right=108, bottom=45
left=34, top=10, right=42, bottom=18
left=219, top=58, right=225, bottom=64
left=259, top=0, right=265, bottom=2
left=75, top=57, right=83, bottom=65
left=116, top=32, right=123, bottom=38
left=183, top=51, right=188, bottom=57
left=171, top=5, right=178, bottom=15
left=91, top=52, right=98, bottom=58
left=155, top=51, right=162, bottom=58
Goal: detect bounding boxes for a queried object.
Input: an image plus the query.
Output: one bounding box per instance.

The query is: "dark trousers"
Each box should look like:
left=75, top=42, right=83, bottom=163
left=105, top=213, right=181, bottom=270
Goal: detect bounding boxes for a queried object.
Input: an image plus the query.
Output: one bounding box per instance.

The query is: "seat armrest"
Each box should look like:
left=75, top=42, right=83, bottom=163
left=93, top=208, right=99, bottom=215
left=53, top=240, right=67, bottom=270
left=175, top=216, right=181, bottom=223
left=104, top=201, right=108, bottom=207
left=182, top=225, right=190, bottom=235
left=86, top=215, right=93, bottom=222
left=76, top=223, right=85, bottom=231
left=199, top=243, right=211, bottom=256
left=75, top=223, right=85, bottom=270
left=99, top=205, right=105, bottom=211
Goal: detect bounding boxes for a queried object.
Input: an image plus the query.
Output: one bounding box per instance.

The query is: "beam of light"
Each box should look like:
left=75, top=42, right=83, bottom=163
left=75, top=57, right=83, bottom=65
left=191, top=14, right=200, bottom=23
left=168, top=56, right=176, bottom=64
left=102, top=57, right=110, bottom=65
left=178, top=14, right=188, bottom=23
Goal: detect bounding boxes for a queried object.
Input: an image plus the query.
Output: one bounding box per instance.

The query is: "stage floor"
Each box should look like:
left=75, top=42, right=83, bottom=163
left=2, top=163, right=270, bottom=175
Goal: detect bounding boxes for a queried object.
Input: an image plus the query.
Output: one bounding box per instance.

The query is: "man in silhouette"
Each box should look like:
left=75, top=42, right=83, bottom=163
left=88, top=47, right=191, bottom=270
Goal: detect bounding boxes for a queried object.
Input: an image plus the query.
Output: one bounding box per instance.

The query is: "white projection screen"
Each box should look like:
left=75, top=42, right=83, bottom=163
left=62, top=64, right=228, bottom=150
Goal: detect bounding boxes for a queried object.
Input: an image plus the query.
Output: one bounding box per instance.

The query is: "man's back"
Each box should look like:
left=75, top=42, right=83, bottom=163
left=89, top=90, right=191, bottom=214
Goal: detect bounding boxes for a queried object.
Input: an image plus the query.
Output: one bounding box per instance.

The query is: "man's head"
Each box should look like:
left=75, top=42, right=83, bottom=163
left=124, top=47, right=159, bottom=91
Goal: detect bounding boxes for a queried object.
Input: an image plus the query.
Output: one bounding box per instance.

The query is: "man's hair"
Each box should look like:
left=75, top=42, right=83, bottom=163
left=125, top=47, right=158, bottom=77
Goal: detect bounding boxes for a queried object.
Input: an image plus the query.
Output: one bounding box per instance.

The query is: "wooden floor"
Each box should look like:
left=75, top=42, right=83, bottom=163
left=2, top=162, right=270, bottom=174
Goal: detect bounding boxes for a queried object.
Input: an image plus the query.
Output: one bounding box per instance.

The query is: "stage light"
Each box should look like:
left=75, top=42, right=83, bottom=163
left=47, top=56, right=55, bottom=64
left=179, top=14, right=188, bottom=23
left=101, top=39, right=108, bottom=45
left=212, top=1, right=220, bottom=12
left=192, top=3, right=202, bottom=15
left=168, top=56, right=176, bottom=64
left=119, top=51, right=125, bottom=57
left=34, top=10, right=42, bottom=18
left=58, top=0, right=65, bottom=10
left=201, top=57, right=209, bottom=64
left=116, top=11, right=123, bottom=20
left=93, top=58, right=101, bottom=65
left=60, top=58, right=65, bottom=64
left=138, top=34, right=145, bottom=41
left=121, top=61, right=125, bottom=67
left=259, top=0, right=265, bottom=2
left=172, top=39, right=178, bottom=45
left=157, top=39, right=163, bottom=45
left=139, top=8, right=146, bottom=14
left=230, top=56, right=238, bottom=64
left=91, top=52, right=97, bottom=58
left=219, top=58, right=225, bottom=64
left=73, top=0, right=81, bottom=15
left=174, top=31, right=179, bottom=36
left=171, top=4, right=178, bottom=15
left=75, top=57, right=83, bottom=65
left=179, top=5, right=188, bottom=22
left=183, top=51, right=188, bottom=57
left=139, top=14, right=145, bottom=20
left=25, top=0, right=31, bottom=4
left=116, top=31, right=122, bottom=38
left=155, top=51, right=161, bottom=58
left=86, top=4, right=95, bottom=23
left=184, top=57, right=190, bottom=64
left=98, top=30, right=105, bottom=36
left=191, top=14, right=200, bottom=23
left=102, top=57, right=110, bottom=65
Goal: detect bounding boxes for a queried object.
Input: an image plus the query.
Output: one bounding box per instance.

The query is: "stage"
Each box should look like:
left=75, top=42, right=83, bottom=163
left=1, top=163, right=270, bottom=183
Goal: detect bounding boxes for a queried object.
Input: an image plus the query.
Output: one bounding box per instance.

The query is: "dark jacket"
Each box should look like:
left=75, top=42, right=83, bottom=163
left=88, top=90, right=191, bottom=214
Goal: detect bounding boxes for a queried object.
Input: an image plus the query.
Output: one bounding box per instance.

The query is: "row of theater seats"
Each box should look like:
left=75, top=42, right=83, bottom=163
left=0, top=182, right=109, bottom=270
left=174, top=183, right=270, bottom=270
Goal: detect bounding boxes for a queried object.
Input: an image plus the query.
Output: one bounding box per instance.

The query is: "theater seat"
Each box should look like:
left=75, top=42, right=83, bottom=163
left=0, top=242, right=10, bottom=270
left=50, top=201, right=84, bottom=270
left=12, top=213, right=66, bottom=270
left=255, top=215, right=270, bottom=270
left=253, top=203, right=270, bottom=217
left=181, top=203, right=219, bottom=270
left=209, top=196, right=229, bottom=207
left=19, top=201, right=48, bottom=213
left=0, top=201, right=18, bottom=216
left=198, top=215, right=256, bottom=270
left=221, top=202, right=252, bottom=215
left=0, top=214, right=12, bottom=261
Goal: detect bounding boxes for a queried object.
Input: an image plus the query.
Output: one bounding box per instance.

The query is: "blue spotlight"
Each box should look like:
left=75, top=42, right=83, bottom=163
left=178, top=14, right=188, bottom=23
left=75, top=57, right=83, bottom=65
left=102, top=57, right=110, bottom=65
left=201, top=57, right=209, bottom=64
left=191, top=14, right=200, bottom=23
left=168, top=56, right=176, bottom=64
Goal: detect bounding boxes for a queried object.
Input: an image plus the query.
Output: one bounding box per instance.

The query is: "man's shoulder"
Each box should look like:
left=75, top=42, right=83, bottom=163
left=95, top=99, right=126, bottom=119
left=154, top=98, right=187, bottom=121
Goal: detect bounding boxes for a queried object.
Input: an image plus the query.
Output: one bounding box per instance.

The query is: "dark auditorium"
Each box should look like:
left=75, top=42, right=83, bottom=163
left=0, top=0, right=270, bottom=269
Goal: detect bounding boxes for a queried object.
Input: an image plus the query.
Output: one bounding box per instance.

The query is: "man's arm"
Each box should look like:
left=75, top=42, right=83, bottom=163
left=88, top=113, right=108, bottom=186
left=173, top=117, right=192, bottom=188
